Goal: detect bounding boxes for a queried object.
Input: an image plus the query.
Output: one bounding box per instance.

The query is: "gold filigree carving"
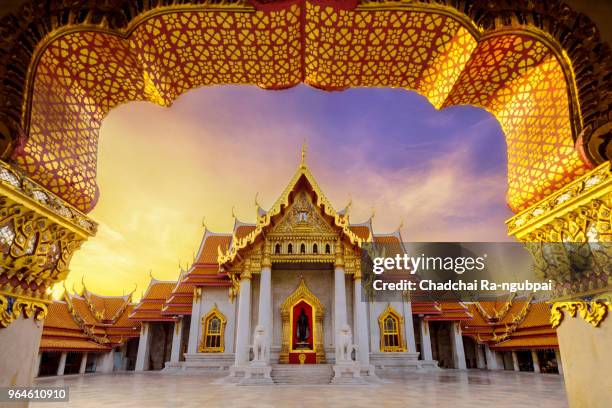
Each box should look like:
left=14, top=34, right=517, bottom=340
left=0, top=293, right=48, bottom=328
left=550, top=301, right=610, bottom=329
left=507, top=162, right=612, bottom=298
left=0, top=160, right=95, bottom=316
left=507, top=162, right=611, bottom=240
left=271, top=191, right=336, bottom=236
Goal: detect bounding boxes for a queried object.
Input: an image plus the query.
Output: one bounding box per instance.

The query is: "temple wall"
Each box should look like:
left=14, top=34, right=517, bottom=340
left=556, top=314, right=612, bottom=408
left=194, top=287, right=236, bottom=354
left=368, top=301, right=409, bottom=353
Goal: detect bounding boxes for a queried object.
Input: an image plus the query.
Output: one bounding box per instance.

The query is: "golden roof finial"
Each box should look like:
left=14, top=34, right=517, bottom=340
left=300, top=140, right=307, bottom=168
left=370, top=206, right=376, bottom=220
left=231, top=206, right=237, bottom=220
left=254, top=192, right=260, bottom=208
left=128, top=283, right=137, bottom=299
left=398, top=218, right=404, bottom=230
left=201, top=216, right=206, bottom=230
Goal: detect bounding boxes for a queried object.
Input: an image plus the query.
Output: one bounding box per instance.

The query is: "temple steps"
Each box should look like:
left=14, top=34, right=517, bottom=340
left=270, top=364, right=333, bottom=385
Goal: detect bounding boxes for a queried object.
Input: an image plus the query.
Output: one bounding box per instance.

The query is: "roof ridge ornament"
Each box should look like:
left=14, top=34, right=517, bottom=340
left=300, top=140, right=307, bottom=168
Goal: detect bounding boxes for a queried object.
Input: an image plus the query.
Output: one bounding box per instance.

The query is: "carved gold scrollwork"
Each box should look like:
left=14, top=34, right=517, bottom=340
left=0, top=199, right=86, bottom=297
left=507, top=162, right=612, bottom=299
left=550, top=301, right=610, bottom=329
left=0, top=293, right=48, bottom=328
left=0, top=160, right=95, bottom=328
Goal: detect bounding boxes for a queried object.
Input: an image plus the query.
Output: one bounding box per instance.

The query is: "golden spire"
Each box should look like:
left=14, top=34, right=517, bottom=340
left=300, top=140, right=307, bottom=168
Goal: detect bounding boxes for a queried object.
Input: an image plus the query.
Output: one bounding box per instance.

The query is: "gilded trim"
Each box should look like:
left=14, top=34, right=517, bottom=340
left=0, top=293, right=48, bottom=328
left=550, top=301, right=610, bottom=329
left=199, top=304, right=227, bottom=353
left=279, top=277, right=325, bottom=364
left=507, top=161, right=611, bottom=239
left=378, top=304, right=406, bottom=352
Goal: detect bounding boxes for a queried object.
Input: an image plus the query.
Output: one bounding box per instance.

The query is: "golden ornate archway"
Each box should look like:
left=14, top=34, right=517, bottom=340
left=0, top=0, right=608, bottom=214
left=280, top=277, right=325, bottom=364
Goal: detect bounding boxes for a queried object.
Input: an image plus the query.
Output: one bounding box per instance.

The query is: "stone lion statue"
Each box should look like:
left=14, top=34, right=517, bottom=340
left=336, top=324, right=356, bottom=362
left=252, top=325, right=268, bottom=362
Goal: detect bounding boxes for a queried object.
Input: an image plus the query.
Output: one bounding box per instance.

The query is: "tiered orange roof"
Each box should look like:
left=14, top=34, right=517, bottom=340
left=425, top=302, right=473, bottom=321
left=128, top=278, right=176, bottom=322
left=40, top=287, right=140, bottom=353
left=461, top=296, right=558, bottom=350
left=162, top=270, right=195, bottom=316
left=182, top=230, right=233, bottom=287
left=349, top=218, right=373, bottom=241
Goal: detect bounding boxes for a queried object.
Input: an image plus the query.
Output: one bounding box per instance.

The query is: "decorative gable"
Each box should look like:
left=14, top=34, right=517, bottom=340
left=269, top=191, right=337, bottom=237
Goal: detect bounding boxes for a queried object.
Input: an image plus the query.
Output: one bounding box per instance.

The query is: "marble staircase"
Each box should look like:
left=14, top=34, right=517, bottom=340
left=270, top=364, right=334, bottom=385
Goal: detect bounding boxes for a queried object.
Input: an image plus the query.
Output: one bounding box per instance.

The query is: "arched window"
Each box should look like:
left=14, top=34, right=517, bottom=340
left=275, top=243, right=281, bottom=254
left=325, top=244, right=331, bottom=254
left=313, top=243, right=318, bottom=254
left=199, top=305, right=227, bottom=353
left=287, top=243, right=293, bottom=254
left=378, top=306, right=405, bottom=352
left=300, top=243, right=306, bottom=254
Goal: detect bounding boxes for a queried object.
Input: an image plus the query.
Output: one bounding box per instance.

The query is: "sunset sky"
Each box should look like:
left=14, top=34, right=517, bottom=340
left=58, top=85, right=513, bottom=300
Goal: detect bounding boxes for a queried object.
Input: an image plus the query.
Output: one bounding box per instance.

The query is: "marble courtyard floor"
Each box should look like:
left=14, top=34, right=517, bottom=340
left=34, top=370, right=567, bottom=408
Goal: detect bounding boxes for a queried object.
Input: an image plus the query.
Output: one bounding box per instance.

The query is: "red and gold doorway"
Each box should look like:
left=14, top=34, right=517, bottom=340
left=280, top=277, right=325, bottom=364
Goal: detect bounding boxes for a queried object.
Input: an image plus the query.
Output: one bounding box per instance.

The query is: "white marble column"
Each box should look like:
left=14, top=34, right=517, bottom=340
left=451, top=321, right=466, bottom=369
left=257, top=256, right=272, bottom=363
left=353, top=277, right=369, bottom=365
left=531, top=350, right=541, bottom=373
left=402, top=301, right=417, bottom=353
left=187, top=288, right=202, bottom=354
left=484, top=345, right=501, bottom=370
left=170, top=317, right=184, bottom=363
left=476, top=345, right=486, bottom=369
left=554, top=349, right=563, bottom=375
left=36, top=353, right=42, bottom=377
left=419, top=318, right=433, bottom=360
left=135, top=322, right=151, bottom=371
left=97, top=351, right=114, bottom=373
left=56, top=352, right=67, bottom=376
left=234, top=261, right=252, bottom=366
left=334, top=265, right=348, bottom=358
left=512, top=351, right=520, bottom=371
left=79, top=353, right=88, bottom=374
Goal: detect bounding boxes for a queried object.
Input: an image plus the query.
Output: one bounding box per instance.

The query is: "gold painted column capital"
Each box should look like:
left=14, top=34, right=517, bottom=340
left=241, top=258, right=252, bottom=280
left=551, top=299, right=611, bottom=329
left=261, top=240, right=272, bottom=268
left=0, top=161, right=96, bottom=328
left=334, top=239, right=344, bottom=268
